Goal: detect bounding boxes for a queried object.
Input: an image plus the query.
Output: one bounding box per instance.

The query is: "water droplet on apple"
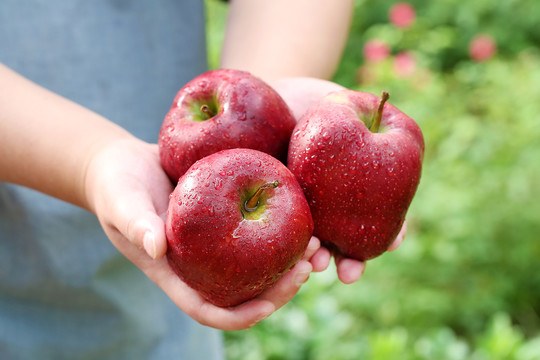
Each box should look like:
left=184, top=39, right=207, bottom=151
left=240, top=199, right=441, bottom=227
left=388, top=151, right=395, bottom=157
left=371, top=225, right=377, bottom=233
left=215, top=179, right=223, bottom=190
left=372, top=160, right=380, bottom=170
left=238, top=113, right=247, bottom=121
left=387, top=167, right=395, bottom=176
left=232, top=220, right=246, bottom=239
left=219, top=171, right=226, bottom=176
left=358, top=224, right=366, bottom=234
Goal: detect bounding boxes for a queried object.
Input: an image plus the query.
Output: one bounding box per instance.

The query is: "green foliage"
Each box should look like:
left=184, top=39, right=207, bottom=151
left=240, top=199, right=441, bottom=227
left=205, top=0, right=540, bottom=358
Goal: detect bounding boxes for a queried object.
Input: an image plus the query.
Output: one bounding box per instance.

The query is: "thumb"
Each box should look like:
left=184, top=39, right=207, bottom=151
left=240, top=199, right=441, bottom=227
left=126, top=210, right=168, bottom=259
left=100, top=190, right=168, bottom=260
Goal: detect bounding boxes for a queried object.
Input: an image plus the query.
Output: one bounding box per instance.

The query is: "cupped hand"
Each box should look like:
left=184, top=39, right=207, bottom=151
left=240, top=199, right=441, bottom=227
left=83, top=138, right=330, bottom=330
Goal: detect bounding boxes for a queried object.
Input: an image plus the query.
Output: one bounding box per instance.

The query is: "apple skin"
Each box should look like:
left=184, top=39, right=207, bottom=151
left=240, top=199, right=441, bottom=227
left=166, top=148, right=313, bottom=307
left=158, top=69, right=296, bottom=182
left=287, top=90, right=424, bottom=261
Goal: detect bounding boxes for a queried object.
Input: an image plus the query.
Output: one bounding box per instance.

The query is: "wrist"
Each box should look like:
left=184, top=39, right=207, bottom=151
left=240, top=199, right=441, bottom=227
left=82, top=136, right=142, bottom=214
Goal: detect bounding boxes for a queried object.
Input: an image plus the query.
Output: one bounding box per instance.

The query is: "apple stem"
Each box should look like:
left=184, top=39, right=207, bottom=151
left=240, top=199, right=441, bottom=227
left=370, top=91, right=390, bottom=133
left=200, top=104, right=215, bottom=119
left=244, top=180, right=280, bottom=212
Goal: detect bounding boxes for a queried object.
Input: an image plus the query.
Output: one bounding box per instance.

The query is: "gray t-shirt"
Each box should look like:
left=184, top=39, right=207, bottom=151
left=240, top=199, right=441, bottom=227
left=0, top=1, right=223, bottom=359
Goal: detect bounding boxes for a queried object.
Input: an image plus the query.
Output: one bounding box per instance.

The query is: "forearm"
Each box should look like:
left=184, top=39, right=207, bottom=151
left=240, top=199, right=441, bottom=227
left=220, top=0, right=353, bottom=82
left=0, top=64, right=133, bottom=210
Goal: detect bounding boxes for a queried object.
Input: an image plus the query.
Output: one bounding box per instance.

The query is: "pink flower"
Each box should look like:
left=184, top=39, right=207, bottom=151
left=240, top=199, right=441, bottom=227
left=393, top=51, right=416, bottom=77
left=389, top=2, right=416, bottom=29
left=363, top=39, right=391, bottom=62
left=469, top=34, right=497, bottom=62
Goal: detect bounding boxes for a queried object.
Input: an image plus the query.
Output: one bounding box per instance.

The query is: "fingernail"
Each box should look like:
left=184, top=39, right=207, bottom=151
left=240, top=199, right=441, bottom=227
left=143, top=231, right=157, bottom=259
left=250, top=304, right=275, bottom=328
left=295, top=270, right=310, bottom=287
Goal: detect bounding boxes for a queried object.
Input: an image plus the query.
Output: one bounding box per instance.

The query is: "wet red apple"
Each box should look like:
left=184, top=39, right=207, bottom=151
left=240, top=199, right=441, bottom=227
left=166, top=149, right=313, bottom=307
left=288, top=90, right=424, bottom=261
left=158, top=69, right=296, bottom=182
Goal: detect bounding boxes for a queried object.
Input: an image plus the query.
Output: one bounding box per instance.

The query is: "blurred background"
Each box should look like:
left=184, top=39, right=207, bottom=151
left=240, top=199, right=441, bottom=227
left=206, top=0, right=540, bottom=358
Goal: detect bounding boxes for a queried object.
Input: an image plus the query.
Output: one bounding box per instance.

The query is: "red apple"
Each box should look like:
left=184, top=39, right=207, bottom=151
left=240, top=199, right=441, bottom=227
left=166, top=148, right=313, bottom=307
left=158, top=69, right=296, bottom=182
left=287, top=90, right=424, bottom=261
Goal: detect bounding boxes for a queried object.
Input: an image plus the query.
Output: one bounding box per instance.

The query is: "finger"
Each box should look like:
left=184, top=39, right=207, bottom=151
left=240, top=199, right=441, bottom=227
left=109, top=189, right=167, bottom=259
left=301, top=236, right=321, bottom=261
left=310, top=247, right=331, bottom=272
left=195, top=259, right=311, bottom=330
left=335, top=256, right=366, bottom=284
left=137, top=212, right=168, bottom=259
left=301, top=236, right=330, bottom=272
left=388, top=220, right=407, bottom=252
left=150, top=264, right=274, bottom=331
left=255, top=260, right=312, bottom=309
left=152, top=258, right=312, bottom=331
